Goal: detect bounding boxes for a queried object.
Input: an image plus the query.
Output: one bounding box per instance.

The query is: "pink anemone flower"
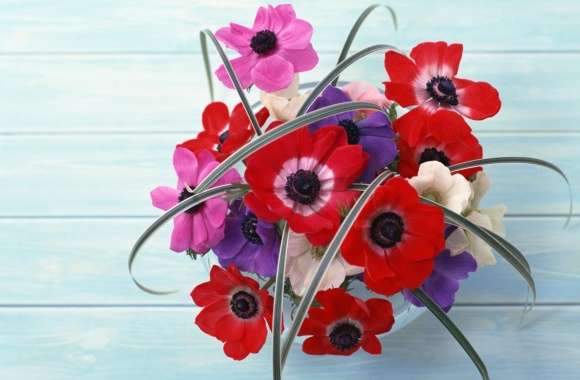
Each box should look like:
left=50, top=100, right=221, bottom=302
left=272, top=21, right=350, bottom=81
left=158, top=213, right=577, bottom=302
left=150, top=147, right=241, bottom=254
left=215, top=3, right=319, bottom=92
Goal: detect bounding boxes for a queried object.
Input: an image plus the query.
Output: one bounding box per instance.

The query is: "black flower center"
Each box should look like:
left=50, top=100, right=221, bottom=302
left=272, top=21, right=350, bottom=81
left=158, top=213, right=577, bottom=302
left=426, top=75, right=459, bottom=106
left=370, top=212, right=405, bottom=248
left=178, top=187, right=203, bottom=214
left=338, top=119, right=360, bottom=144
left=285, top=169, right=321, bottom=205
left=419, top=147, right=451, bottom=167
left=241, top=214, right=263, bottom=245
left=250, top=30, right=277, bottom=55
left=329, top=322, right=362, bottom=351
left=230, top=290, right=259, bottom=319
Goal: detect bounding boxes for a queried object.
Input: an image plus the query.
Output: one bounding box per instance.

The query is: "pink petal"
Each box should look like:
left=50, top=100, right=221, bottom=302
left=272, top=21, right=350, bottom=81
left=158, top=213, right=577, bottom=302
left=251, top=55, right=294, bottom=92
left=215, top=23, right=253, bottom=55
left=252, top=5, right=272, bottom=30
left=215, top=54, right=257, bottom=89
left=150, top=186, right=179, bottom=211
left=203, top=198, right=228, bottom=229
left=278, top=44, right=318, bottom=72
left=273, top=4, right=296, bottom=27
left=215, top=167, right=242, bottom=186
left=191, top=213, right=209, bottom=252
left=173, top=147, right=198, bottom=187
left=170, top=214, right=193, bottom=252
left=196, top=161, right=220, bottom=185
left=202, top=210, right=226, bottom=248
left=277, top=19, right=313, bottom=50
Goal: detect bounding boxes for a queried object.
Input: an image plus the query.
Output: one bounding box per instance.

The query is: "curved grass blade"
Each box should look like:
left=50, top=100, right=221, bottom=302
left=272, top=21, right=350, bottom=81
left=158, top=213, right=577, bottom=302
left=331, top=4, right=397, bottom=86
left=201, top=29, right=262, bottom=136
left=199, top=30, right=215, bottom=101
left=194, top=101, right=383, bottom=193
left=422, top=197, right=536, bottom=308
left=281, top=170, right=395, bottom=366
left=411, top=288, right=489, bottom=380
left=272, top=223, right=290, bottom=380
left=128, top=183, right=248, bottom=295
left=297, top=44, right=399, bottom=117
left=449, top=156, right=573, bottom=228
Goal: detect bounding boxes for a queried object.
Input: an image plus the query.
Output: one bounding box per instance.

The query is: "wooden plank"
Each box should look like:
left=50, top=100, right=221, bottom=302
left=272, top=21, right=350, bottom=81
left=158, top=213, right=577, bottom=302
left=2, top=53, right=580, bottom=133
left=0, top=133, right=577, bottom=216
left=0, top=217, right=577, bottom=304
left=1, top=306, right=580, bottom=379
left=1, top=1, right=580, bottom=52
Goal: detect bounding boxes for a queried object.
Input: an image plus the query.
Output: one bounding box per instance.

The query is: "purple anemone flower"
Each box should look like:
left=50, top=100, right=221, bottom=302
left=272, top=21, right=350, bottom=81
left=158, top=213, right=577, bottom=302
left=403, top=249, right=477, bottom=312
left=213, top=200, right=280, bottom=277
left=308, top=86, right=397, bottom=182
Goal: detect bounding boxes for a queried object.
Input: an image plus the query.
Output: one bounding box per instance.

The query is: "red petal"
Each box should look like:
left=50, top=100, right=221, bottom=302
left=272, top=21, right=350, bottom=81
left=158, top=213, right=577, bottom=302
left=190, top=281, right=218, bottom=306
left=324, top=144, right=368, bottom=189
left=384, top=82, right=418, bottom=107
left=454, top=79, right=501, bottom=120
left=310, top=126, right=347, bottom=164
left=441, top=43, right=463, bottom=77
left=365, top=274, right=403, bottom=296
left=393, top=105, right=433, bottom=147
left=302, top=336, right=329, bottom=355
left=384, top=50, right=419, bottom=83
left=361, top=334, right=382, bottom=355
left=243, top=193, right=280, bottom=223
left=215, top=313, right=245, bottom=342
left=243, top=318, right=268, bottom=353
left=364, top=298, right=394, bottom=334
left=195, top=299, right=229, bottom=337
left=223, top=340, right=251, bottom=361
left=202, top=102, right=230, bottom=134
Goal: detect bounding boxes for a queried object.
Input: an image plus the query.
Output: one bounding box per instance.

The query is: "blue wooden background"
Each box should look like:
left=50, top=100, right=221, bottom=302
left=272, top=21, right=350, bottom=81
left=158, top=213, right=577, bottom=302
left=1, top=0, right=580, bottom=379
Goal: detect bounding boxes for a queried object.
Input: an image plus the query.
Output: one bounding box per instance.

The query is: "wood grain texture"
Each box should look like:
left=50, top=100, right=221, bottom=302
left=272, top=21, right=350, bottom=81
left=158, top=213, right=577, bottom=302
left=1, top=0, right=580, bottom=52
left=1, top=306, right=580, bottom=380
left=2, top=53, right=580, bottom=133
left=0, top=217, right=577, bottom=305
left=0, top=133, right=576, bottom=216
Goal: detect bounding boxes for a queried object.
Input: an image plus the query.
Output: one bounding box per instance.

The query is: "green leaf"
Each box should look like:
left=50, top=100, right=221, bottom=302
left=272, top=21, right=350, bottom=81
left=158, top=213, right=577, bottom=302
left=387, top=103, right=398, bottom=122
left=331, top=4, right=397, bottom=86
left=448, top=156, right=573, bottom=227
left=297, top=44, right=399, bottom=117
left=421, top=197, right=536, bottom=308
left=199, top=30, right=214, bottom=101
left=128, top=183, right=248, bottom=295
left=200, top=29, right=262, bottom=136
left=411, top=288, right=490, bottom=380
left=272, top=223, right=290, bottom=380
left=194, top=101, right=384, bottom=194
left=280, top=170, right=395, bottom=367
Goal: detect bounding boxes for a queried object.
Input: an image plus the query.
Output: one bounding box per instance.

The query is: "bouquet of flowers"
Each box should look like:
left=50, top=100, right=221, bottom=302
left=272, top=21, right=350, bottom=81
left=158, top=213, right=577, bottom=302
left=130, top=4, right=571, bottom=379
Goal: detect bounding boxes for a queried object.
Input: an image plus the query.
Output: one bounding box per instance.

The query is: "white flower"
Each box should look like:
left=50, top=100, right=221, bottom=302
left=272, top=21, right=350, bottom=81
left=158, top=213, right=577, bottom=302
left=285, top=232, right=363, bottom=296
left=446, top=171, right=507, bottom=267
left=409, top=161, right=472, bottom=214
left=260, top=75, right=308, bottom=122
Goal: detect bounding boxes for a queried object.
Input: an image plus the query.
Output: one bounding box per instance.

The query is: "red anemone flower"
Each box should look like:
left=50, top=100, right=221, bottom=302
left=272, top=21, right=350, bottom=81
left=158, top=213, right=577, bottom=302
left=298, top=288, right=394, bottom=356
left=398, top=110, right=483, bottom=179
left=244, top=125, right=368, bottom=241
left=384, top=41, right=501, bottom=145
left=341, top=177, right=445, bottom=296
left=179, top=101, right=269, bottom=162
left=191, top=265, right=274, bottom=360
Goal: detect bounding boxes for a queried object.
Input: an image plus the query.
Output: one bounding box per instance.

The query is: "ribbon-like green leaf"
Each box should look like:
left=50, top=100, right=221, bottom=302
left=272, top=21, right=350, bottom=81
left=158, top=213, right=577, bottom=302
left=449, top=156, right=573, bottom=227
left=200, top=29, right=262, bottom=136
left=422, top=197, right=536, bottom=308
left=199, top=30, right=215, bottom=101
left=297, top=44, right=398, bottom=117
left=272, top=223, right=290, bottom=380
left=331, top=4, right=397, bottom=86
left=411, top=288, right=489, bottom=380
left=194, top=101, right=384, bottom=194
left=128, top=183, right=248, bottom=295
left=281, top=170, right=395, bottom=366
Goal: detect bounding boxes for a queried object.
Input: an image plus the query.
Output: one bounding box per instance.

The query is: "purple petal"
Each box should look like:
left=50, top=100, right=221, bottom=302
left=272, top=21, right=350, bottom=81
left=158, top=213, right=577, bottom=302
left=436, top=250, right=478, bottom=280
left=308, top=86, right=355, bottom=131
left=358, top=135, right=397, bottom=182
left=213, top=217, right=247, bottom=260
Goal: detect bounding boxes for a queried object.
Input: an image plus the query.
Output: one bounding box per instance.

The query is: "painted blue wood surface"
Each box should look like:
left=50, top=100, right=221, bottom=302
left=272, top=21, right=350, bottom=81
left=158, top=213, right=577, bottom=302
left=1, top=1, right=580, bottom=379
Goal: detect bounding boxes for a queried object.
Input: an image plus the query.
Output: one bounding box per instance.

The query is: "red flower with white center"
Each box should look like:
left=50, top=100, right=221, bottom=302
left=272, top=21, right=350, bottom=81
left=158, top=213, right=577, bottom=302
left=341, top=177, right=445, bottom=296
left=298, top=288, right=394, bottom=356
left=179, top=101, right=269, bottom=162
left=384, top=41, right=501, bottom=145
left=191, top=265, right=274, bottom=361
left=244, top=125, right=368, bottom=240
left=398, top=110, right=483, bottom=179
